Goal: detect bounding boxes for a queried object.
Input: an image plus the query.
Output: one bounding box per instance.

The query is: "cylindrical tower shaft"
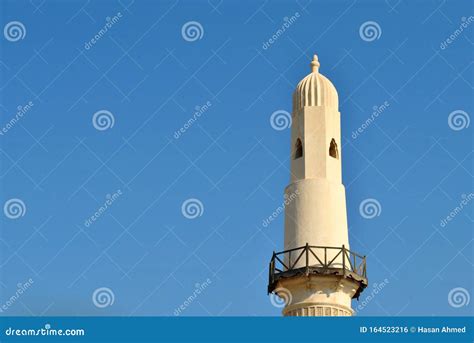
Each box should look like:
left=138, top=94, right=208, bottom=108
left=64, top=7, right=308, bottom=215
left=268, top=55, right=367, bottom=317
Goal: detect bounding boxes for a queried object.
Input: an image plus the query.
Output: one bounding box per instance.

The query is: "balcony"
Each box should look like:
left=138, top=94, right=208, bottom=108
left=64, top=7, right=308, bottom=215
left=268, top=244, right=368, bottom=299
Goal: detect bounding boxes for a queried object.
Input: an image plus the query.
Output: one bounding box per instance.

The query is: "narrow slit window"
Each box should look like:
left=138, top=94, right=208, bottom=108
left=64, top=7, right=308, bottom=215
left=329, top=139, right=339, bottom=159
left=294, top=138, right=303, bottom=159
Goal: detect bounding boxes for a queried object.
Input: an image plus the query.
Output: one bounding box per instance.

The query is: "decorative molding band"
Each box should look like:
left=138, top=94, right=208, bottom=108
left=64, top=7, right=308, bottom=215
left=284, top=305, right=352, bottom=317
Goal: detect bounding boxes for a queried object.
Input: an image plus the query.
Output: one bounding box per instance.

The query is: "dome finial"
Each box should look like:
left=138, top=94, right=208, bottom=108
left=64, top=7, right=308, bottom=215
left=310, top=54, right=320, bottom=73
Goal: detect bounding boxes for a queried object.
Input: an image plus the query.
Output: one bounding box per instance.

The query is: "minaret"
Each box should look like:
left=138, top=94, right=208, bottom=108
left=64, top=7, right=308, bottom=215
left=267, top=55, right=368, bottom=316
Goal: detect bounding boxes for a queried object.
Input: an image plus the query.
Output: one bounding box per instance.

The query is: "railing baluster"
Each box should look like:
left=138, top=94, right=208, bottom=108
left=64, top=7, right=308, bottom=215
left=342, top=245, right=346, bottom=275
left=288, top=251, right=291, bottom=271
left=305, top=243, right=309, bottom=267
left=305, top=243, right=309, bottom=275
left=363, top=256, right=367, bottom=277
left=324, top=247, right=327, bottom=268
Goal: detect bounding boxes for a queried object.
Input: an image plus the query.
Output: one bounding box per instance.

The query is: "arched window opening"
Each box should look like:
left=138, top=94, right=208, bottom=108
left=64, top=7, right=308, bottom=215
left=329, top=139, right=339, bottom=159
left=294, top=138, right=303, bottom=159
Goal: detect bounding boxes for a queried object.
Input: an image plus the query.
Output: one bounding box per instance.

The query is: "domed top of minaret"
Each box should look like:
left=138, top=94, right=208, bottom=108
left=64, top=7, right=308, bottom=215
left=293, top=55, right=339, bottom=111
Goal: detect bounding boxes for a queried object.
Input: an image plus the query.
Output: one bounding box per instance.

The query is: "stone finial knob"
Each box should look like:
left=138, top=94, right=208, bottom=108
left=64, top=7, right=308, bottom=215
left=310, top=54, right=320, bottom=73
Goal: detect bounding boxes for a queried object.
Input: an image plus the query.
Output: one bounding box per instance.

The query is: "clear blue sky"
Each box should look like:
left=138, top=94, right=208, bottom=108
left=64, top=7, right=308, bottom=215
left=0, top=0, right=472, bottom=316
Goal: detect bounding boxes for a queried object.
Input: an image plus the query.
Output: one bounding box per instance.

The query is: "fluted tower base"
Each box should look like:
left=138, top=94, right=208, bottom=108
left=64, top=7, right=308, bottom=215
left=276, top=275, right=361, bottom=317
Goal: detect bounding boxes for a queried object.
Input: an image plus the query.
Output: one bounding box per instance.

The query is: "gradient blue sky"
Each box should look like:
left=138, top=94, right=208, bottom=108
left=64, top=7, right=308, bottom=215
left=0, top=0, right=472, bottom=316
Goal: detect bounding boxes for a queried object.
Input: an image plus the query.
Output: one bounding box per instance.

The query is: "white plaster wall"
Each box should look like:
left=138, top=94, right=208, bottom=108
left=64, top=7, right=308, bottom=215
left=283, top=178, right=349, bottom=268
left=290, top=107, right=341, bottom=183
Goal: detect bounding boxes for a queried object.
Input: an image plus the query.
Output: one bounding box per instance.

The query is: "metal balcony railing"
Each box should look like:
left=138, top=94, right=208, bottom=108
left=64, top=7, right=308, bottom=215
left=268, top=244, right=368, bottom=299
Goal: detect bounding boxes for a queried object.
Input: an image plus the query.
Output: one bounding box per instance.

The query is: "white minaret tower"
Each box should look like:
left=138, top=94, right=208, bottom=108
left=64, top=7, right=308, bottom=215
left=268, top=55, right=368, bottom=316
